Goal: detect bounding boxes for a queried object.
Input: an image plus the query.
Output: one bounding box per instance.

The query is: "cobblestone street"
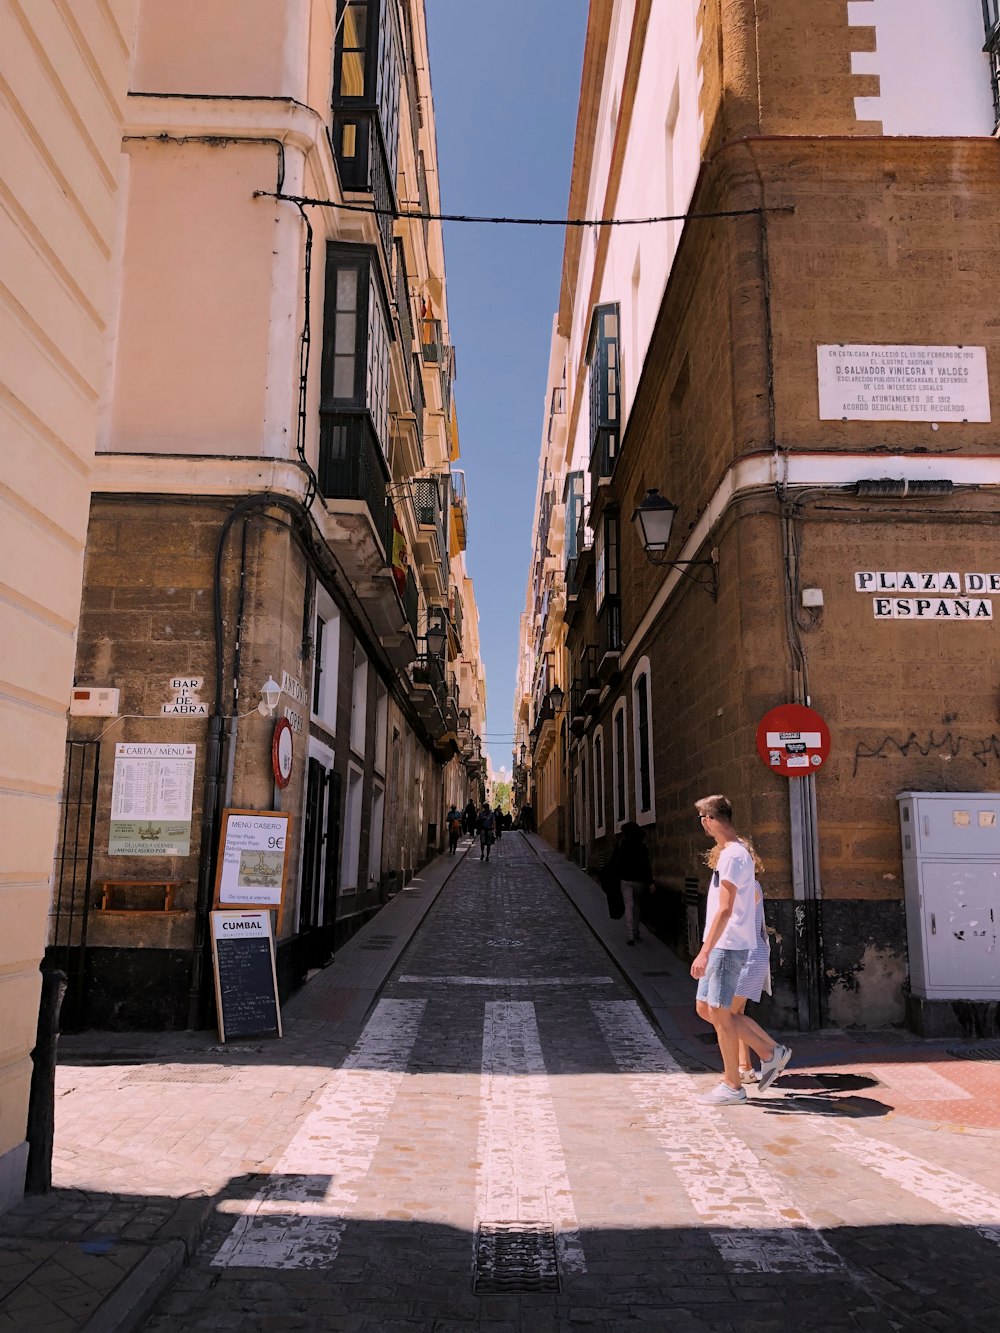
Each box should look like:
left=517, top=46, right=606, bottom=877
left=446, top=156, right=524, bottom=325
left=10, top=834, right=1000, bottom=1331
left=150, top=835, right=1000, bottom=1329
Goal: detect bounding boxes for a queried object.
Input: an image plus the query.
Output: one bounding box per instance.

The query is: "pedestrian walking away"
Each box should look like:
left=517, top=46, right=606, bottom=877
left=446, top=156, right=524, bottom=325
left=493, top=805, right=504, bottom=840
left=446, top=804, right=462, bottom=855
left=464, top=798, right=477, bottom=836
left=691, top=794, right=792, bottom=1105
left=605, top=821, right=654, bottom=945
left=476, top=803, right=495, bottom=860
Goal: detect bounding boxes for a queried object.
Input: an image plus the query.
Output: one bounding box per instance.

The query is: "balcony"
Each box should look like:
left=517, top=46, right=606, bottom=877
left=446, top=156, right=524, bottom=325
left=450, top=470, right=468, bottom=553
left=596, top=595, right=622, bottom=682
left=412, top=476, right=448, bottom=596
left=589, top=427, right=618, bottom=493
left=318, top=412, right=417, bottom=651
left=580, top=646, right=600, bottom=704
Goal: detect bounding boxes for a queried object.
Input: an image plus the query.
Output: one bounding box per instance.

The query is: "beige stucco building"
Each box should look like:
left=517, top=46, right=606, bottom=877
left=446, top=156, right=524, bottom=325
left=0, top=0, right=138, bottom=1211
left=2, top=0, right=485, bottom=1211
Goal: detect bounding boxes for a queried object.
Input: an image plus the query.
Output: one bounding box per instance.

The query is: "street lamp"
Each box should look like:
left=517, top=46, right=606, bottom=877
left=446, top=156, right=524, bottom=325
left=426, top=621, right=447, bottom=658
left=257, top=676, right=282, bottom=716
left=547, top=684, right=565, bottom=712
left=519, top=742, right=527, bottom=765
left=631, top=488, right=718, bottom=598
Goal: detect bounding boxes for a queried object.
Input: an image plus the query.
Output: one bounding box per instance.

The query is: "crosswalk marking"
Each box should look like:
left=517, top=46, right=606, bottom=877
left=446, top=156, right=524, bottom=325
left=806, top=1118, right=1000, bottom=1245
left=397, top=975, right=614, bottom=986
left=591, top=1000, right=845, bottom=1274
left=211, top=998, right=425, bottom=1269
left=475, top=1000, right=586, bottom=1275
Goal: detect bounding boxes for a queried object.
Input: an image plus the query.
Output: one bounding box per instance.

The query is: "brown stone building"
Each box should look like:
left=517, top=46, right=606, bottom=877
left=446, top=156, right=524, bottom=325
left=50, top=0, right=487, bottom=1030
left=517, top=0, right=1000, bottom=1032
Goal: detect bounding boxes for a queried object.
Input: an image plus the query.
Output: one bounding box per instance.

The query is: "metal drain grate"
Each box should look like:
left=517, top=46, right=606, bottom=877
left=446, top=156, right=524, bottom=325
left=123, top=1067, right=233, bottom=1083
left=947, top=1044, right=1000, bottom=1060
left=473, top=1223, right=560, bottom=1294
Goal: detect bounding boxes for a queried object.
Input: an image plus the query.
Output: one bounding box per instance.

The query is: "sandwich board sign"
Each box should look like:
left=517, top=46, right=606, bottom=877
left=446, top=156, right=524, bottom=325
left=210, top=910, right=282, bottom=1042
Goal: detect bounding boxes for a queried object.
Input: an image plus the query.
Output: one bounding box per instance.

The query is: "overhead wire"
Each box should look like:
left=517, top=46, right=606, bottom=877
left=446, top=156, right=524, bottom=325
left=252, top=190, right=795, bottom=229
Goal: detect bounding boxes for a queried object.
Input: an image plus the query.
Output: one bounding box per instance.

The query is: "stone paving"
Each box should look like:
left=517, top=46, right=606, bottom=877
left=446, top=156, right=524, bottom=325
left=6, top=833, right=1000, bottom=1330
left=145, top=835, right=1000, bottom=1329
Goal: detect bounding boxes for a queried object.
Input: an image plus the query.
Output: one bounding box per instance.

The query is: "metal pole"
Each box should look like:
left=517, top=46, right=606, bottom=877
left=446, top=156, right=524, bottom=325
left=25, top=968, right=68, bottom=1193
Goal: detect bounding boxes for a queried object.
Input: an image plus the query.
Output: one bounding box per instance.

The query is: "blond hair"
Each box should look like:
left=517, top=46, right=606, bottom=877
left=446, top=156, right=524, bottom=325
left=703, top=836, right=765, bottom=875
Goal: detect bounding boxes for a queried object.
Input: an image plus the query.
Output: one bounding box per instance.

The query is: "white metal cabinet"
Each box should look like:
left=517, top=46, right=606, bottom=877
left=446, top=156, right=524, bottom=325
left=898, top=792, right=1000, bottom=999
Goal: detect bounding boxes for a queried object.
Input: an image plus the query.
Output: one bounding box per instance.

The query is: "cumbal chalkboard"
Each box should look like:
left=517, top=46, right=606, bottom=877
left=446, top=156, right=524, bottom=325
left=210, top=910, right=282, bottom=1041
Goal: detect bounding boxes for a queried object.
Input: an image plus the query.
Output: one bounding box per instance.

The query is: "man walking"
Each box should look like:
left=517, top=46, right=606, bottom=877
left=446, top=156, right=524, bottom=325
left=691, top=794, right=791, bottom=1104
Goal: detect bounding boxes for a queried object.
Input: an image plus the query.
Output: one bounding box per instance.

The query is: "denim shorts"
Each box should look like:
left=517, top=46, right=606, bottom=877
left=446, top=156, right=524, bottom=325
left=696, top=947, right=749, bottom=1009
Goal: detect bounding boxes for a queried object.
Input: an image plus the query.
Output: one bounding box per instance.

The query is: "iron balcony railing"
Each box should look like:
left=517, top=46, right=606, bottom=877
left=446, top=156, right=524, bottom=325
left=319, top=412, right=393, bottom=557
left=421, top=316, right=444, bottom=364
left=410, top=651, right=445, bottom=693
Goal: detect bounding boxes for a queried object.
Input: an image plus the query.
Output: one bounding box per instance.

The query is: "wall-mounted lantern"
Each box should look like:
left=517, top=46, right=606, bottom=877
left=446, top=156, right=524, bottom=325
left=631, top=488, right=718, bottom=598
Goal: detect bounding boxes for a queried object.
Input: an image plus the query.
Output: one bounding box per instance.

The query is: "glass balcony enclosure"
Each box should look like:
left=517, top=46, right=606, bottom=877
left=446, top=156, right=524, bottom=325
left=332, top=0, right=402, bottom=259
left=587, top=303, right=621, bottom=483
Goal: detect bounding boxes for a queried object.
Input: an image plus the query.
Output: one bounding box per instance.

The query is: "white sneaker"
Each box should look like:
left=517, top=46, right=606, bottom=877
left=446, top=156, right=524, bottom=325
left=739, top=1065, right=758, bottom=1085
left=698, top=1082, right=747, bottom=1105
left=757, top=1044, right=792, bottom=1091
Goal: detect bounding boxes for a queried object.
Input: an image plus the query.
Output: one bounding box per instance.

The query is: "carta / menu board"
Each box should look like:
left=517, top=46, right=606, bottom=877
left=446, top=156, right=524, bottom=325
left=210, top=910, right=282, bottom=1042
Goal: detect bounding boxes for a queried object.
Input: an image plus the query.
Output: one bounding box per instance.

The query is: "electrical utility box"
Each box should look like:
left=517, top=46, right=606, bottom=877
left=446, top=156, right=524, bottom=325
left=897, top=791, right=1000, bottom=1000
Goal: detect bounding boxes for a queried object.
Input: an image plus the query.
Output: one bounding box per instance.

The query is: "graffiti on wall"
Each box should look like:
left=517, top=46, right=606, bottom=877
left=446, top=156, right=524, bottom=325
left=852, top=727, right=1000, bottom=778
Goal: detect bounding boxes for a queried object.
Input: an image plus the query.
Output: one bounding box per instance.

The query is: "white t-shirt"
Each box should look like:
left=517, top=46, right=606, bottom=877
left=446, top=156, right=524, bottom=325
left=703, top=841, right=758, bottom=951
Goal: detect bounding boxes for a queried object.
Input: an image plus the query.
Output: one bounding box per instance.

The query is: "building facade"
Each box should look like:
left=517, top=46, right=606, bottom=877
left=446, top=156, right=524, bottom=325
left=43, top=0, right=486, bottom=1036
left=0, top=0, right=138, bottom=1213
left=518, top=0, right=1000, bottom=1032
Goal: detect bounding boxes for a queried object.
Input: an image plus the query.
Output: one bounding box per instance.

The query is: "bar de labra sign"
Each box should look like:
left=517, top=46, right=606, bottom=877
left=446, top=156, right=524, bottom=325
left=855, top=572, right=996, bottom=621
left=818, top=345, right=990, bottom=422
left=109, top=743, right=196, bottom=854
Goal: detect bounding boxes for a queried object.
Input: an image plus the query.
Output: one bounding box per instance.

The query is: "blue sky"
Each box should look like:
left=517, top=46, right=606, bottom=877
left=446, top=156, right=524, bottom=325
left=425, top=1, right=587, bottom=777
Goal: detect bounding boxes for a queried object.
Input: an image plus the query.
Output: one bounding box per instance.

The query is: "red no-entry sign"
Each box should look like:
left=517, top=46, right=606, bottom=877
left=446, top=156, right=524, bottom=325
left=755, top=704, right=830, bottom=777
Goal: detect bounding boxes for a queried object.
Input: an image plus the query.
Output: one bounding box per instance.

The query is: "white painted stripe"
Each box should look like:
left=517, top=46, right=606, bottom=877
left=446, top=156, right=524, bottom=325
left=211, top=998, right=425, bottom=1269
left=592, top=1001, right=844, bottom=1274
left=397, top=975, right=614, bottom=987
left=808, top=1119, right=1000, bottom=1246
left=476, top=1001, right=586, bottom=1275
left=870, top=1062, right=972, bottom=1102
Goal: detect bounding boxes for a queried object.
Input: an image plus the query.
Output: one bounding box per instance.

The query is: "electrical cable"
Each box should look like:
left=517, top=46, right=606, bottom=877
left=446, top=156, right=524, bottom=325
left=252, top=190, right=795, bottom=229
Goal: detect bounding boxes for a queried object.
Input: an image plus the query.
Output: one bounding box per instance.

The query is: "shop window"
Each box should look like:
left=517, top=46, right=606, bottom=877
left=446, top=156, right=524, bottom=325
left=593, top=728, right=606, bottom=837
left=350, top=645, right=369, bottom=755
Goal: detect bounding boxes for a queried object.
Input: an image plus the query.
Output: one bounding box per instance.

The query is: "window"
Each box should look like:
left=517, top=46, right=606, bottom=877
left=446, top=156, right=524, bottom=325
left=334, top=1, right=370, bottom=100
left=612, top=699, right=628, bottom=829
left=368, top=781, right=385, bottom=884
left=311, top=591, right=341, bottom=730
left=631, top=657, right=655, bottom=825
left=340, top=763, right=364, bottom=893
left=564, top=471, right=584, bottom=564
left=596, top=511, right=620, bottom=641
left=350, top=645, right=369, bottom=755
left=322, top=246, right=393, bottom=451
left=593, top=728, right=606, bottom=837
left=985, top=0, right=1000, bottom=125
left=587, top=303, right=621, bottom=478
left=374, top=680, right=388, bottom=774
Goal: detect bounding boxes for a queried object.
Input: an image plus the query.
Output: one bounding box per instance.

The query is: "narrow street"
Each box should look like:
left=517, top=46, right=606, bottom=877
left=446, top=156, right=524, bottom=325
left=29, top=833, right=996, bottom=1331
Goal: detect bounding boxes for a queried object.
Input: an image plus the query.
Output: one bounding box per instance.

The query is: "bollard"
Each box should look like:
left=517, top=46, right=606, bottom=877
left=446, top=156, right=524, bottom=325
left=25, top=967, right=68, bottom=1194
